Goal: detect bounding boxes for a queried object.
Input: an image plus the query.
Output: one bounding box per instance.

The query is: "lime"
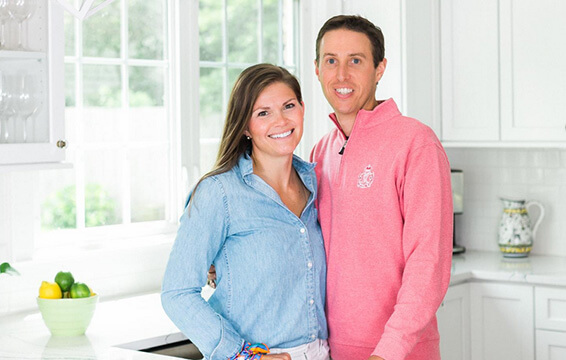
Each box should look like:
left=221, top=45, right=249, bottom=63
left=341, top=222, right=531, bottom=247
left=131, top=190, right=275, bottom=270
left=54, top=271, right=75, bottom=292
left=39, top=281, right=63, bottom=299
left=70, top=282, right=91, bottom=298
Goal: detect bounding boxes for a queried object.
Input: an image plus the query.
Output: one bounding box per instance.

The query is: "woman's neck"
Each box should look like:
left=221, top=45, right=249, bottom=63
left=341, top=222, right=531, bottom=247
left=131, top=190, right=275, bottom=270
left=251, top=153, right=295, bottom=191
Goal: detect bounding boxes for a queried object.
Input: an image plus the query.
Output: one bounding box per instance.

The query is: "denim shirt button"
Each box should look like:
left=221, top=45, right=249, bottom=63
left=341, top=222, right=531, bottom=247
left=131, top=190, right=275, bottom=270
left=307, top=261, right=313, bottom=268
left=309, top=299, right=314, bottom=305
left=300, top=227, right=306, bottom=234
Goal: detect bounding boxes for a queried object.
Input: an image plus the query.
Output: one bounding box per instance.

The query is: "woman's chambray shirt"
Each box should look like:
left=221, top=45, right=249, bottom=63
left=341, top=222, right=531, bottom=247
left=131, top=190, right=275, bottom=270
left=161, top=153, right=328, bottom=360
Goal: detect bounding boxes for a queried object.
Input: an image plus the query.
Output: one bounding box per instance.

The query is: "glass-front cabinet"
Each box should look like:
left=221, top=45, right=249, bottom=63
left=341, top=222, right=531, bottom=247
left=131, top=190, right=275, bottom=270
left=0, top=0, right=65, bottom=166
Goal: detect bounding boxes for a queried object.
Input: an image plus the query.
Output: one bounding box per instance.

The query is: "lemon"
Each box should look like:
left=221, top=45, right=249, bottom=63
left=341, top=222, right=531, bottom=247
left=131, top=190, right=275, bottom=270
left=54, top=271, right=75, bottom=292
left=39, top=281, right=63, bottom=299
left=70, top=282, right=91, bottom=298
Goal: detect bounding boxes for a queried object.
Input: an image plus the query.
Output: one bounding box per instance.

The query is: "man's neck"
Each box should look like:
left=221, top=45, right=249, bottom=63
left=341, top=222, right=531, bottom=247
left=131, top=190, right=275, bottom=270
left=336, top=115, right=356, bottom=137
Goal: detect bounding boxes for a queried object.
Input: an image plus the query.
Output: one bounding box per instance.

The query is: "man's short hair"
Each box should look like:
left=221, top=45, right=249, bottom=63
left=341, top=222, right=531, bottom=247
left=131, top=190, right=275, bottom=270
left=315, top=15, right=385, bottom=68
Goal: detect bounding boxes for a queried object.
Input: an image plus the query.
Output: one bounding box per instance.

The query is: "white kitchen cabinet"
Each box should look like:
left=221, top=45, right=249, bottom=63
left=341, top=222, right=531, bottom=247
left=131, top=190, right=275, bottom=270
left=535, top=286, right=566, bottom=359
left=439, top=0, right=500, bottom=142
left=439, top=0, right=566, bottom=143
left=437, top=283, right=470, bottom=360
left=0, top=1, right=65, bottom=166
left=499, top=0, right=566, bottom=141
left=536, top=330, right=566, bottom=360
left=470, top=282, right=534, bottom=360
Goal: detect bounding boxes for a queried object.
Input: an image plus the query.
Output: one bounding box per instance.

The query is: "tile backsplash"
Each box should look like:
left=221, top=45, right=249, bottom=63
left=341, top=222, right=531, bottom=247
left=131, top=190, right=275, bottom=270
left=446, top=148, right=566, bottom=256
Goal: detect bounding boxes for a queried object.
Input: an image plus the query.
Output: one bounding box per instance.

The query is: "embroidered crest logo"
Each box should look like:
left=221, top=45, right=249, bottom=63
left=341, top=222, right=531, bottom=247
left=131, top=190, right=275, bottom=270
left=357, top=165, right=374, bottom=188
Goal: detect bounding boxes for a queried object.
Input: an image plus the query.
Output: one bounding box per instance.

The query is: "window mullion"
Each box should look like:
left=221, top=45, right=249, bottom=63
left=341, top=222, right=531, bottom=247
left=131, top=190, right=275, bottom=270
left=258, top=0, right=263, bottom=62
left=121, top=0, right=131, bottom=224
left=75, top=3, right=86, bottom=230
left=278, top=0, right=282, bottom=65
left=222, top=0, right=228, bottom=113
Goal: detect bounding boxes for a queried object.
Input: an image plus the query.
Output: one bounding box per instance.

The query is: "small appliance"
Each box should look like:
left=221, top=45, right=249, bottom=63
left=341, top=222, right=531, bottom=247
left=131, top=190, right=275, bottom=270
left=451, top=169, right=465, bottom=254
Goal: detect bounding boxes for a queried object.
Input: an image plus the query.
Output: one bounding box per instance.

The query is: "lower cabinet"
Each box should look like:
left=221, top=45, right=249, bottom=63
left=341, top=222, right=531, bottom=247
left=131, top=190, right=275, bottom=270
left=535, top=286, right=566, bottom=360
left=437, top=283, right=470, bottom=360
left=470, top=282, right=534, bottom=360
left=536, top=330, right=566, bottom=360
left=439, top=282, right=566, bottom=359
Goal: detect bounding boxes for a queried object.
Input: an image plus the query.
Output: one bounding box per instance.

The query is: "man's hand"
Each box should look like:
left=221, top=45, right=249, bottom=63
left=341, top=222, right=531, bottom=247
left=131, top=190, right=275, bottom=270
left=368, top=356, right=384, bottom=360
left=207, top=264, right=216, bottom=288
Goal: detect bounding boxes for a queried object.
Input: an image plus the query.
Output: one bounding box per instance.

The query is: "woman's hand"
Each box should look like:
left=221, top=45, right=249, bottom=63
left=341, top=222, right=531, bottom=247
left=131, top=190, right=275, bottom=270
left=262, top=353, right=291, bottom=360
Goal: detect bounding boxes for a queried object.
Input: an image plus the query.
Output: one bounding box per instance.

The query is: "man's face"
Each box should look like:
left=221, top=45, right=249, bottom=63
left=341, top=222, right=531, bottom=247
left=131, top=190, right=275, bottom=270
left=315, top=29, right=386, bottom=123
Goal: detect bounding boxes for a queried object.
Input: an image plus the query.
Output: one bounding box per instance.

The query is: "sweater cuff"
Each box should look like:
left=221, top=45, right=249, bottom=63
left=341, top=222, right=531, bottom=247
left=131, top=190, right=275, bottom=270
left=371, top=335, right=410, bottom=360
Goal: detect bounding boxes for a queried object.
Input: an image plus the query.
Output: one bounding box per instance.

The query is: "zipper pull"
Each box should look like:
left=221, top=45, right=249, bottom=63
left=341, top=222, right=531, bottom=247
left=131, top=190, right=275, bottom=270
left=338, top=137, right=348, bottom=155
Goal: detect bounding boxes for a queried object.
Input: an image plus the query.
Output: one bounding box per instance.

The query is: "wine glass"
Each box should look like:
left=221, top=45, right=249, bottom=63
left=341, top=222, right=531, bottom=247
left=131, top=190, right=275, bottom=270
left=0, top=0, right=11, bottom=50
left=16, top=71, right=41, bottom=142
left=0, top=72, right=7, bottom=143
left=6, top=0, right=39, bottom=51
left=0, top=73, right=16, bottom=143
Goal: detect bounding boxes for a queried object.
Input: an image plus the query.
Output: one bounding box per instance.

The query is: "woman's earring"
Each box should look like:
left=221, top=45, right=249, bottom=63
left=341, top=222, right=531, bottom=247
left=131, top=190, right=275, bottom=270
left=246, top=136, right=251, bottom=140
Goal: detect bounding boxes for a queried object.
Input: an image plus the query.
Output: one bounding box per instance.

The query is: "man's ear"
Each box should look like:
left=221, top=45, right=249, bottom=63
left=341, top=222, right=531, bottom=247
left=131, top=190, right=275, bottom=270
left=314, top=59, right=320, bottom=77
left=375, top=58, right=387, bottom=84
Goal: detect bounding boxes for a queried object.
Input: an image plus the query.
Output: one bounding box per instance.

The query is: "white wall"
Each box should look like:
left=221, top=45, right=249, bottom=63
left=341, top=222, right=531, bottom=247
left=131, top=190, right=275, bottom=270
left=447, top=148, right=566, bottom=256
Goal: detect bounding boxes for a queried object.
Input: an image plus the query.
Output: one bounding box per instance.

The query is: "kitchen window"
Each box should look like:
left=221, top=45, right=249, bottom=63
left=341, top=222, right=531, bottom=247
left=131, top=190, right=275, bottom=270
left=197, top=0, right=299, bottom=171
left=34, top=0, right=300, bottom=249
left=35, top=0, right=174, bottom=247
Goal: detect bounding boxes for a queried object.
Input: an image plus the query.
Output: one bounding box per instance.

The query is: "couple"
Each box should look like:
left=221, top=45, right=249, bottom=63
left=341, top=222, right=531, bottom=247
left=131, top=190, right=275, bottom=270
left=161, top=15, right=453, bottom=360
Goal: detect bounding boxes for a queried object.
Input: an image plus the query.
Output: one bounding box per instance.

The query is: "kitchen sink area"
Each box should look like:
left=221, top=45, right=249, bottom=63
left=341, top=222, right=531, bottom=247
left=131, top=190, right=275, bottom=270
left=117, top=332, right=203, bottom=360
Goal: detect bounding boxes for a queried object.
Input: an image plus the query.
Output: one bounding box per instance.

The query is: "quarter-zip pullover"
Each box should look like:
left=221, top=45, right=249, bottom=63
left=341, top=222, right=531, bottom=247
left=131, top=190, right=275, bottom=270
left=310, top=99, right=453, bottom=360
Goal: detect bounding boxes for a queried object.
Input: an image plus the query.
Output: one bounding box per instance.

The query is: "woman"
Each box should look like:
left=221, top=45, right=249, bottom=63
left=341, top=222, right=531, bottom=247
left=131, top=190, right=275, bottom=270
left=161, top=64, right=329, bottom=360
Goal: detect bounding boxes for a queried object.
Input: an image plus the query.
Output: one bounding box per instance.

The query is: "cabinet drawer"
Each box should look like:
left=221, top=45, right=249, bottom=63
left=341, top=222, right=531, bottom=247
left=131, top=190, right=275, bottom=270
left=536, top=330, right=566, bottom=360
left=536, top=287, right=566, bottom=331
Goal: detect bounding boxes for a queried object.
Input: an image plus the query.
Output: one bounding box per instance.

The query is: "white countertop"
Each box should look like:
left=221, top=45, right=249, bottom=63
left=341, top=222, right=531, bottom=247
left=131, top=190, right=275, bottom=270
left=0, top=292, right=182, bottom=359
left=450, top=250, right=566, bottom=286
left=3, top=250, right=566, bottom=359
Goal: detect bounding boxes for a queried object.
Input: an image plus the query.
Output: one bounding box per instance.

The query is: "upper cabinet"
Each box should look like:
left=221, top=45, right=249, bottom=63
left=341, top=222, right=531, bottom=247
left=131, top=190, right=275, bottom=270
left=499, top=0, right=566, bottom=141
left=440, top=0, right=500, bottom=141
left=0, top=1, right=65, bottom=166
left=418, top=0, right=566, bottom=144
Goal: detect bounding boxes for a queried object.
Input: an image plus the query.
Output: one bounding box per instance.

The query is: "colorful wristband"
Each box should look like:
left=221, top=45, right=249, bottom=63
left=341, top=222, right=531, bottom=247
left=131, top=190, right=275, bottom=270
left=228, top=342, right=270, bottom=360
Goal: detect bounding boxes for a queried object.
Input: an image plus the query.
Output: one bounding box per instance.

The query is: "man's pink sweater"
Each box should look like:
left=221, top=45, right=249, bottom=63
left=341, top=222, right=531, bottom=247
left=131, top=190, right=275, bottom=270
left=310, top=99, right=453, bottom=360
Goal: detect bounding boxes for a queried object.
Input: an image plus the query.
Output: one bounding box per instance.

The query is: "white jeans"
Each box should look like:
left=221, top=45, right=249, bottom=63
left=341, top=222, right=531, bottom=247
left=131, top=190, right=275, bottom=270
left=270, top=339, right=330, bottom=360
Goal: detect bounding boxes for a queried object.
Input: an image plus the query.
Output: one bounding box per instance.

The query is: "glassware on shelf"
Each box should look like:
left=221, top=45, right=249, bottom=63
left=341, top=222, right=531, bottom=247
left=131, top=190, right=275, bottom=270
left=6, top=0, right=39, bottom=51
left=15, top=71, right=40, bottom=142
left=0, top=0, right=11, bottom=50
left=0, top=71, right=7, bottom=142
left=1, top=72, right=17, bottom=143
left=0, top=72, right=15, bottom=143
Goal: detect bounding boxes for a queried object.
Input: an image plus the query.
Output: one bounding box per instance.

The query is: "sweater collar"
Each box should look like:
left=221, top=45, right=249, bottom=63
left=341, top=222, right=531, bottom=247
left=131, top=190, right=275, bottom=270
left=328, top=98, right=401, bottom=137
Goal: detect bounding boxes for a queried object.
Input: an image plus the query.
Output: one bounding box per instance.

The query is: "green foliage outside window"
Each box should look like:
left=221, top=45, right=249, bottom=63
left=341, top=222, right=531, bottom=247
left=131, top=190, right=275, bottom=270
left=41, top=184, right=118, bottom=230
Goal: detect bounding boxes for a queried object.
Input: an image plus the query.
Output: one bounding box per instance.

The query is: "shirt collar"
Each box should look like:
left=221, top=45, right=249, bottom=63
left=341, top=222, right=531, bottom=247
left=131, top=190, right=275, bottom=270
left=236, top=151, right=317, bottom=195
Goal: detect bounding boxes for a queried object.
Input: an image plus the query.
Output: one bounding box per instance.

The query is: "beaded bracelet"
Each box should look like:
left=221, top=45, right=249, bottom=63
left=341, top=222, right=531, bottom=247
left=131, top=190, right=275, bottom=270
left=228, top=342, right=270, bottom=360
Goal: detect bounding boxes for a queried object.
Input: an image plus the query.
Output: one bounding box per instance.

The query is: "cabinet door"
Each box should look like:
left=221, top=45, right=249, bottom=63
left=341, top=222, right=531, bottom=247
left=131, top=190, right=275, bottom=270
left=499, top=0, right=566, bottom=141
left=535, top=286, right=566, bottom=332
left=536, top=330, right=566, bottom=360
left=0, top=1, right=65, bottom=165
left=437, top=283, right=470, bottom=360
left=470, top=282, right=534, bottom=360
left=440, top=0, right=500, bottom=141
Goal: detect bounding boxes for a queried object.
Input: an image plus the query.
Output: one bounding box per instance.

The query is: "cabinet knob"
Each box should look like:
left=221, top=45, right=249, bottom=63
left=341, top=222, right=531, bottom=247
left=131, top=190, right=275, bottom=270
left=56, top=140, right=67, bottom=149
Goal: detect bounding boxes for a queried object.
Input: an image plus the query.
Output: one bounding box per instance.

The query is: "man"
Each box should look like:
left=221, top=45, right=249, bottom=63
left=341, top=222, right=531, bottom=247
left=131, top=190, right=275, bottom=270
left=310, top=15, right=453, bottom=360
